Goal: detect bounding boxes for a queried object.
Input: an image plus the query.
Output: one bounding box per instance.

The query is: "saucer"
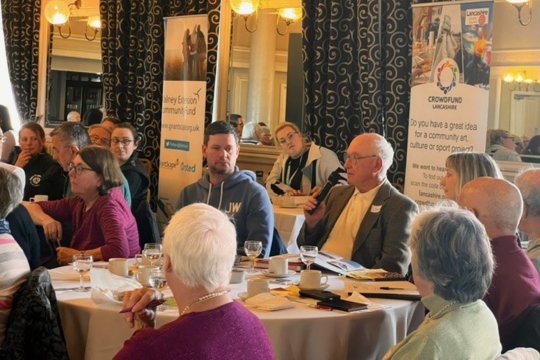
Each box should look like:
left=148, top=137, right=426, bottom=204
left=237, top=292, right=249, bottom=301
left=262, top=270, right=296, bottom=278
left=298, top=283, right=330, bottom=291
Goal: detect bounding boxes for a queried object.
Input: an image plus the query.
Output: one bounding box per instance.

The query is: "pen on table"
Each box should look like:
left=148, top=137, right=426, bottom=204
left=379, top=287, right=405, bottom=290
left=119, top=299, right=165, bottom=313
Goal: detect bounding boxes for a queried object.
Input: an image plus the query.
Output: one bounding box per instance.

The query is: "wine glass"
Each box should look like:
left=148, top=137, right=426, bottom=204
left=142, top=243, right=162, bottom=267
left=148, top=268, right=168, bottom=291
left=300, top=245, right=318, bottom=270
left=244, top=240, right=263, bottom=273
left=72, top=254, right=93, bottom=291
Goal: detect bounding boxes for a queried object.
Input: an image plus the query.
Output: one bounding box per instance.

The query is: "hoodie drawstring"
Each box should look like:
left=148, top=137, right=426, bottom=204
left=206, top=181, right=225, bottom=211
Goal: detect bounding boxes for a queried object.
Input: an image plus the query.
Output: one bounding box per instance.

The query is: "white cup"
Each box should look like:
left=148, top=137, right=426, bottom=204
left=30, top=195, right=48, bottom=202
left=269, top=257, right=288, bottom=275
left=108, top=258, right=128, bottom=277
left=136, top=265, right=159, bottom=286
left=300, top=270, right=328, bottom=289
left=230, top=268, right=246, bottom=284
left=247, top=278, right=269, bottom=298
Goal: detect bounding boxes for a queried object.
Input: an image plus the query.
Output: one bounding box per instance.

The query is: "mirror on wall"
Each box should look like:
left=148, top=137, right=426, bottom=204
left=226, top=5, right=301, bottom=145
left=45, top=0, right=102, bottom=127
left=487, top=1, right=540, bottom=162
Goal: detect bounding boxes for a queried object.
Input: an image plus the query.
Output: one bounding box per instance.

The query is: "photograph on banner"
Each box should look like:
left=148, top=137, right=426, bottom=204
left=158, top=14, right=208, bottom=226
left=405, top=1, right=493, bottom=205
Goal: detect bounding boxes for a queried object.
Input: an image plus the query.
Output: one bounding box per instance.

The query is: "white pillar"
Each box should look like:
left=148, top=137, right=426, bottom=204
left=245, top=11, right=276, bottom=139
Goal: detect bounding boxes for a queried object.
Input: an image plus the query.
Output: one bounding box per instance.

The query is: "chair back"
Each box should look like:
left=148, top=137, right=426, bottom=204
left=506, top=303, right=540, bottom=352
left=269, top=228, right=288, bottom=256
left=0, top=267, right=69, bottom=360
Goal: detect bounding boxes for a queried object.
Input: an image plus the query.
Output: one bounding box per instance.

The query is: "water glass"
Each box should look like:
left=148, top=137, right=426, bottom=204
left=142, top=243, right=162, bottom=267
left=300, top=245, right=318, bottom=270
left=244, top=240, right=263, bottom=273
left=72, top=254, right=93, bottom=291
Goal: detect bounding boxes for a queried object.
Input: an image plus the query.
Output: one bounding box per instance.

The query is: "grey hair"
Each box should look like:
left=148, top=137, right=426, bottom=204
left=409, top=206, right=494, bottom=303
left=0, top=168, right=23, bottom=219
left=371, top=134, right=394, bottom=172
left=50, top=122, right=90, bottom=149
left=515, top=168, right=540, bottom=217
left=163, top=203, right=237, bottom=292
left=446, top=152, right=503, bottom=199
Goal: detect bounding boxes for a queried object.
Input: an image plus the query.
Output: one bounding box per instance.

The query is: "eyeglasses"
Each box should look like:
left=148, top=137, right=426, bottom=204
left=68, top=163, right=94, bottom=175
left=0, top=135, right=6, bottom=143
left=343, top=153, right=377, bottom=164
left=277, top=131, right=298, bottom=145
left=111, top=137, right=134, bottom=146
left=90, top=135, right=111, bottom=146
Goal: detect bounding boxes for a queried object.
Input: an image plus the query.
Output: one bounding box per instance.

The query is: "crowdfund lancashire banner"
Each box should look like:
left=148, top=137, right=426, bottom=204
left=158, top=14, right=207, bottom=224
left=404, top=1, right=494, bottom=205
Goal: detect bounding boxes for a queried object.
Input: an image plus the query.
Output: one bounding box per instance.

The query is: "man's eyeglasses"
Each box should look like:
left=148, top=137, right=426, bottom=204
left=90, top=135, right=111, bottom=146
left=0, top=135, right=6, bottom=143
left=111, top=138, right=134, bottom=146
left=68, top=163, right=94, bottom=175
left=343, top=153, right=377, bottom=164
left=277, top=131, right=298, bottom=145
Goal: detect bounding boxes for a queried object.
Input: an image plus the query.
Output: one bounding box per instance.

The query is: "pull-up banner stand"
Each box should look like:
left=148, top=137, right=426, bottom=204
left=404, top=0, right=494, bottom=205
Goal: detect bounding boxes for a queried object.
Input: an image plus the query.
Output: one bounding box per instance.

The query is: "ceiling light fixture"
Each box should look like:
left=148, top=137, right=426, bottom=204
left=506, top=0, right=532, bottom=26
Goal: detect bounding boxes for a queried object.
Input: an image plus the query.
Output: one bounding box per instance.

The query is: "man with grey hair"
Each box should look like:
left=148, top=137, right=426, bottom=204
left=459, top=177, right=540, bottom=348
left=515, top=168, right=540, bottom=274
left=115, top=203, right=273, bottom=359
left=299, top=133, right=418, bottom=275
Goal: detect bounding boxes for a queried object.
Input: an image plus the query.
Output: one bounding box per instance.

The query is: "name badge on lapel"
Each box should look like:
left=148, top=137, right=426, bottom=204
left=370, top=205, right=382, bottom=213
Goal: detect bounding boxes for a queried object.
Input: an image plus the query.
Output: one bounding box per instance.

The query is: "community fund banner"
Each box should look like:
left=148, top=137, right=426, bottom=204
left=404, top=1, right=494, bottom=205
left=157, top=14, right=207, bottom=224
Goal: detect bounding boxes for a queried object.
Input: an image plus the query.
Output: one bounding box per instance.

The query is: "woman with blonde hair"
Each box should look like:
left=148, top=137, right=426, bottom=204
left=266, top=122, right=343, bottom=196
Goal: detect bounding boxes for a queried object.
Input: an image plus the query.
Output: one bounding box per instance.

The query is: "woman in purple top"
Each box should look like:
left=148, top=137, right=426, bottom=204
left=115, top=203, right=274, bottom=360
left=24, top=146, right=139, bottom=264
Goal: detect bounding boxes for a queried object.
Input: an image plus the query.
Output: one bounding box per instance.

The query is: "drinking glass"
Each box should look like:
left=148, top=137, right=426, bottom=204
left=72, top=254, right=93, bottom=291
left=244, top=240, right=263, bottom=273
left=142, top=243, right=162, bottom=267
left=300, top=245, right=318, bottom=270
left=148, top=268, right=168, bottom=290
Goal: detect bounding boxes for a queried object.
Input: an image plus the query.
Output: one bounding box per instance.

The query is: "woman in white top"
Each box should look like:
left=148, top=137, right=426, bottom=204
left=266, top=122, right=344, bottom=197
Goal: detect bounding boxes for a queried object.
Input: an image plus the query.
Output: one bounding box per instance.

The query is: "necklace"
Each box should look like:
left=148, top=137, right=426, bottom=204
left=179, top=290, right=229, bottom=316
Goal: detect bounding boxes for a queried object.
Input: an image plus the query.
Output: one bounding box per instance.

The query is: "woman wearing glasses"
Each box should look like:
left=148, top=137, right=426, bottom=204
left=23, top=146, right=140, bottom=265
left=266, top=122, right=344, bottom=197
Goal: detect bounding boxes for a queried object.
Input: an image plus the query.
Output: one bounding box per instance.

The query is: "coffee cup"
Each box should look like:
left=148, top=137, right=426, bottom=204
left=136, top=265, right=159, bottom=286
left=300, top=270, right=328, bottom=289
left=268, top=257, right=288, bottom=275
left=30, top=195, right=48, bottom=202
left=230, top=268, right=246, bottom=284
left=108, top=258, right=128, bottom=277
left=247, top=278, right=269, bottom=298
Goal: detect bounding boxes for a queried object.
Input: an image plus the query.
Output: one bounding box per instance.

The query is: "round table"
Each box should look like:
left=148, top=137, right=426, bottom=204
left=51, top=266, right=424, bottom=360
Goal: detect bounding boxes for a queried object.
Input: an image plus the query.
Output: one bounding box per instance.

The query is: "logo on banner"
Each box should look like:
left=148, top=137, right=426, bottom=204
left=465, top=8, right=490, bottom=26
left=436, top=59, right=459, bottom=94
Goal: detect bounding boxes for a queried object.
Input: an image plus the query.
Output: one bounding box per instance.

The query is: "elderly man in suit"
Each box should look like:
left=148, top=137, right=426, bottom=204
left=515, top=168, right=540, bottom=275
left=298, top=133, right=418, bottom=275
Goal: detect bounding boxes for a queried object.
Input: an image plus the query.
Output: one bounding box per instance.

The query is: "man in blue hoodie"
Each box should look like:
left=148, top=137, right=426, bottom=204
left=176, top=121, right=274, bottom=257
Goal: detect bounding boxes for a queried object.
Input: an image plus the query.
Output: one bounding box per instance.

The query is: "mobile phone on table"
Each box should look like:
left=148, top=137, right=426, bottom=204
left=299, top=289, right=339, bottom=301
left=316, top=298, right=368, bottom=312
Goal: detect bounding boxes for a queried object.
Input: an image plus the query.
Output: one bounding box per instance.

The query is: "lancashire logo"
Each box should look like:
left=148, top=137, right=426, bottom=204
left=436, top=59, right=459, bottom=94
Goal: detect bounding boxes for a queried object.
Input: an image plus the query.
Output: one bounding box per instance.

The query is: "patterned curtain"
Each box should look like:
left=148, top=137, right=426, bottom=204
left=303, top=0, right=411, bottom=189
left=1, top=0, right=41, bottom=123
left=100, top=0, right=220, bottom=206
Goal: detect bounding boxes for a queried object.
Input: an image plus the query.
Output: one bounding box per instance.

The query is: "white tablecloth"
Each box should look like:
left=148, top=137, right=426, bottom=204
left=273, top=205, right=305, bottom=253
left=51, top=267, right=424, bottom=360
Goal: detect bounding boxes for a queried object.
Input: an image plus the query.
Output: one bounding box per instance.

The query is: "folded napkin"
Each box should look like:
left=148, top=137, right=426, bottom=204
left=245, top=293, right=294, bottom=311
left=49, top=267, right=90, bottom=281
left=90, top=268, right=142, bottom=306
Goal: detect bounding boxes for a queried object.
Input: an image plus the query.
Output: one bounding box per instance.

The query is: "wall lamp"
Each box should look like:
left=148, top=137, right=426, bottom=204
left=506, top=0, right=532, bottom=26
left=230, top=0, right=302, bottom=35
left=504, top=71, right=540, bottom=91
left=45, top=0, right=102, bottom=41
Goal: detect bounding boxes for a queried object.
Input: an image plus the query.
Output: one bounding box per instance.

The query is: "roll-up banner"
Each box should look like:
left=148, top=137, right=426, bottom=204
left=157, top=14, right=208, bottom=226
left=404, top=1, right=494, bottom=205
